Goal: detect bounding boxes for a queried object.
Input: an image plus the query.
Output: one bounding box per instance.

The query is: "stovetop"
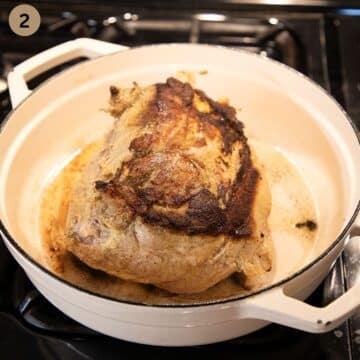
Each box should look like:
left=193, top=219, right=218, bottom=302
left=0, top=2, right=359, bottom=359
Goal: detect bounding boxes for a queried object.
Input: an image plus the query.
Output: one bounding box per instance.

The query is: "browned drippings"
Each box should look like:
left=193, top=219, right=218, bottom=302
left=40, top=141, right=103, bottom=274
left=295, top=220, right=317, bottom=231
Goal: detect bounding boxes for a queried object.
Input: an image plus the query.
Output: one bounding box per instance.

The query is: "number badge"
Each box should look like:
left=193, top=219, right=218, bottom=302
left=9, top=4, right=41, bottom=37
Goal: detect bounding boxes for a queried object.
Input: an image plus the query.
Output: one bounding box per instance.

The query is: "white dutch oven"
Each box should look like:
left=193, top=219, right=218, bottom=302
left=0, top=39, right=359, bottom=346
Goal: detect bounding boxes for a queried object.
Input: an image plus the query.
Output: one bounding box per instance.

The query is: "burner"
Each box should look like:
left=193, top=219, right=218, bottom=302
left=0, top=12, right=311, bottom=118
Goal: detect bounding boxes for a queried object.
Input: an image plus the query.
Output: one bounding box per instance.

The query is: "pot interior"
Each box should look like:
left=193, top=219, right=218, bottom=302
left=0, top=44, right=359, bottom=301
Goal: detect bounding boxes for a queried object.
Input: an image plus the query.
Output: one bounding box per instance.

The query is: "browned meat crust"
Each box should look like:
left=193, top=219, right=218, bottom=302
left=95, top=77, right=258, bottom=238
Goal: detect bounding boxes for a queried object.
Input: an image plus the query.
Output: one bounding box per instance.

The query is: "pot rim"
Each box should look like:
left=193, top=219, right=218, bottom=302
left=0, top=43, right=359, bottom=308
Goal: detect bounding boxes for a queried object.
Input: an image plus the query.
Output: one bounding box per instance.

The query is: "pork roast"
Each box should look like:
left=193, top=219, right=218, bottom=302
left=64, top=77, right=272, bottom=294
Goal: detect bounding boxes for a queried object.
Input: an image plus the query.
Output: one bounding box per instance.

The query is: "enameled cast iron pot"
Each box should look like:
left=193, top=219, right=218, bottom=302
left=0, top=39, right=359, bottom=346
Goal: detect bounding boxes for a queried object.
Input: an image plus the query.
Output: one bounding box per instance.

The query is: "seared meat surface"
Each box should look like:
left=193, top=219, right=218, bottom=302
left=64, top=78, right=272, bottom=293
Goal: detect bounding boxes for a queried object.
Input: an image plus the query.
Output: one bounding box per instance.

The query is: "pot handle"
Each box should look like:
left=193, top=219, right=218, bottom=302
left=7, top=38, right=127, bottom=108
left=244, top=235, right=360, bottom=333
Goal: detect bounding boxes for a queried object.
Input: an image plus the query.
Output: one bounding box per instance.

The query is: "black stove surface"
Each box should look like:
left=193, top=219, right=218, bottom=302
left=0, top=3, right=359, bottom=359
